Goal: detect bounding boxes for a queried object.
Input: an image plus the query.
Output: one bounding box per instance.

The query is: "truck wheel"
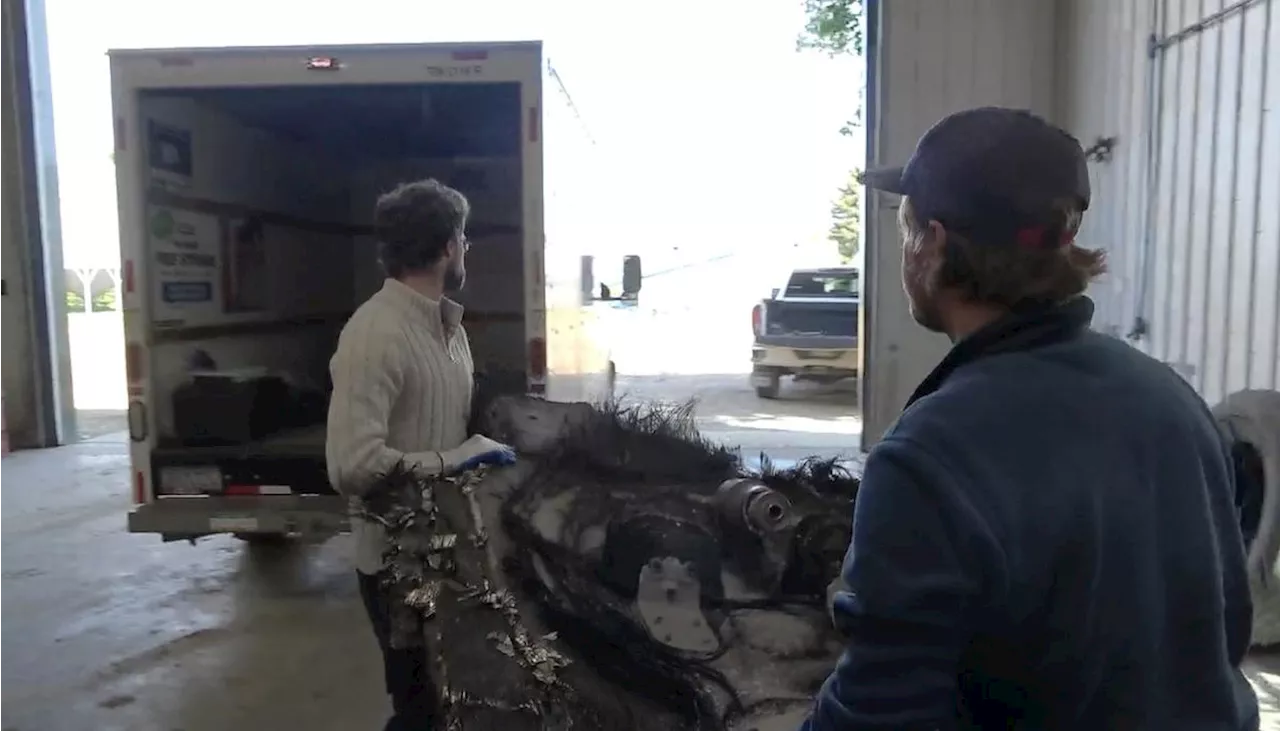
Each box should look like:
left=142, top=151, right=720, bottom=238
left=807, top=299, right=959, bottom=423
left=755, top=376, right=781, bottom=400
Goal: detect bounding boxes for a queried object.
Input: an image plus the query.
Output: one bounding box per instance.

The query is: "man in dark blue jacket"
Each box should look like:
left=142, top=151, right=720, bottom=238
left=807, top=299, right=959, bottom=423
left=803, top=107, right=1259, bottom=731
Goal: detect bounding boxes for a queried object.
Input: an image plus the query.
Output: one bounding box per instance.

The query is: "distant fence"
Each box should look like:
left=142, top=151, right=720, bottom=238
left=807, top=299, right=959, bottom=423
left=69, top=312, right=126, bottom=410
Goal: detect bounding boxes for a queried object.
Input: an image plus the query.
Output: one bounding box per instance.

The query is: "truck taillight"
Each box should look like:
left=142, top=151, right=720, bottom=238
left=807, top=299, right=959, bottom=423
left=752, top=304, right=763, bottom=336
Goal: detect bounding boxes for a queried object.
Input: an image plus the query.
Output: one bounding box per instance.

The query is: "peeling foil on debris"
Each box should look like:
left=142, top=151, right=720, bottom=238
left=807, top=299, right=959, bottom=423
left=389, top=553, right=426, bottom=584
left=430, top=533, right=458, bottom=550
left=442, top=686, right=546, bottom=724
left=457, top=580, right=494, bottom=602
left=476, top=588, right=518, bottom=614
left=369, top=465, right=584, bottom=710
left=484, top=627, right=571, bottom=686
left=405, top=582, right=442, bottom=617
left=459, top=466, right=492, bottom=494
left=488, top=631, right=517, bottom=657
left=529, top=647, right=571, bottom=685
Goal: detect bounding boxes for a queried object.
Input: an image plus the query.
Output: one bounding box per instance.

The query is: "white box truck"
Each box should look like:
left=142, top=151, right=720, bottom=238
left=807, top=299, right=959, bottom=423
left=109, top=41, right=640, bottom=542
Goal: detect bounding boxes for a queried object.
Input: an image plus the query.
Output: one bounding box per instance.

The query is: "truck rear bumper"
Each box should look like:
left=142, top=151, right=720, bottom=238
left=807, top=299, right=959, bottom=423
left=751, top=344, right=860, bottom=374
left=754, top=334, right=857, bottom=350
left=128, top=495, right=349, bottom=539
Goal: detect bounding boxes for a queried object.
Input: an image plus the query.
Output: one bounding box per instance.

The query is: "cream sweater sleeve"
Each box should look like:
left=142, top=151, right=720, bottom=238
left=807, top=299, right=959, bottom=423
left=325, top=318, right=444, bottom=497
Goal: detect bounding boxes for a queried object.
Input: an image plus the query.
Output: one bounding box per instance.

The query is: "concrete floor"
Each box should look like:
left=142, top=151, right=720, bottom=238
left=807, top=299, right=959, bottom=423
left=74, top=410, right=129, bottom=442
left=1, top=428, right=386, bottom=731
left=2, top=374, right=856, bottom=731
left=6, top=374, right=1280, bottom=729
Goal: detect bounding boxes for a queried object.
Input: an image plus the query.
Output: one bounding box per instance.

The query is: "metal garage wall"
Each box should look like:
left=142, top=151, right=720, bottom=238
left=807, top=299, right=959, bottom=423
left=1053, top=0, right=1153, bottom=343
left=862, top=0, right=1058, bottom=446
left=2, top=0, right=74, bottom=449
left=1058, top=0, right=1278, bottom=408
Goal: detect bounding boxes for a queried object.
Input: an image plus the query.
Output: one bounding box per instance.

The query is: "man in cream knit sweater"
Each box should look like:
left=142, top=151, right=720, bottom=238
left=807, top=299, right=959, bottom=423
left=326, top=178, right=512, bottom=731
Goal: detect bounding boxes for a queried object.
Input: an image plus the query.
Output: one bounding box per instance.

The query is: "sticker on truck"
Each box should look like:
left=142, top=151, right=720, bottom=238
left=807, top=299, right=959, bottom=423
left=147, top=120, right=193, bottom=189
left=149, top=205, right=222, bottom=319
left=209, top=517, right=260, bottom=532
left=159, top=465, right=223, bottom=495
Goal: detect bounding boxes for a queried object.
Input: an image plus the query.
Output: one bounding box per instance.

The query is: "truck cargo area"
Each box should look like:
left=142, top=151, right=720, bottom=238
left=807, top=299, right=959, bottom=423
left=761, top=268, right=859, bottom=342
left=133, top=81, right=528, bottom=530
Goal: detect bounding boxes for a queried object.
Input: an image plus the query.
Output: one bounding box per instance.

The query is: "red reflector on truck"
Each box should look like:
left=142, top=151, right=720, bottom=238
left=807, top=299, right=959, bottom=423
left=306, top=56, right=342, bottom=70
left=226, top=484, right=292, bottom=496
left=133, top=471, right=146, bottom=504
left=125, top=343, right=144, bottom=383
left=528, top=337, right=547, bottom=380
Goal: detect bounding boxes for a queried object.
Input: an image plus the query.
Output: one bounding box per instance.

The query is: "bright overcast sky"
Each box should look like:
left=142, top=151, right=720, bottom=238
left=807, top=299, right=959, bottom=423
left=45, top=0, right=864, bottom=269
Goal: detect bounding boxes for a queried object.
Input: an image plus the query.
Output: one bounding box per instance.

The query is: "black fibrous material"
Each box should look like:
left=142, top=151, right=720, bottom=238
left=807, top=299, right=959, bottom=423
left=361, top=396, right=862, bottom=731
left=500, top=399, right=860, bottom=730
left=751, top=452, right=862, bottom=503
left=541, top=398, right=741, bottom=486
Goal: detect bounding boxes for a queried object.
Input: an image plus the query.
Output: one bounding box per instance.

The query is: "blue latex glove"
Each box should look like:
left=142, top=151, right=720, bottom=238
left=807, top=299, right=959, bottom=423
left=445, top=434, right=517, bottom=474
left=454, top=448, right=517, bottom=472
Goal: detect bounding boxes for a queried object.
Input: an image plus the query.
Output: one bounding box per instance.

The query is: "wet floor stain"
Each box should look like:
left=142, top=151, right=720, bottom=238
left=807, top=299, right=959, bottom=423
left=98, top=694, right=136, bottom=709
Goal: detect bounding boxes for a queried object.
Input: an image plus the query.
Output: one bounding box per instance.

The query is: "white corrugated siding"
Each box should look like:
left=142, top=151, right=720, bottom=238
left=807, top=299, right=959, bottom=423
left=1054, top=0, right=1153, bottom=343
left=1058, top=0, right=1279, bottom=408
left=865, top=0, right=1280, bottom=445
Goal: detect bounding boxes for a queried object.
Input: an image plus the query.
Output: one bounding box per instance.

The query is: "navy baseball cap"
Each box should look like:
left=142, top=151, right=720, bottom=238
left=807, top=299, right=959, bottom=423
left=862, top=107, right=1091, bottom=248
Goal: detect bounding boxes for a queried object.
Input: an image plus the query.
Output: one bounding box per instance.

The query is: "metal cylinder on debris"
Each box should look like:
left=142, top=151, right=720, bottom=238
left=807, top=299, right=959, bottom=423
left=714, top=478, right=791, bottom=535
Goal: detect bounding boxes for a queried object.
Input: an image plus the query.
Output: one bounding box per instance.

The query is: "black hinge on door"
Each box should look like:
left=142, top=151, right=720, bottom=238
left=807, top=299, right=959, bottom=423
left=1082, top=136, right=1118, bottom=164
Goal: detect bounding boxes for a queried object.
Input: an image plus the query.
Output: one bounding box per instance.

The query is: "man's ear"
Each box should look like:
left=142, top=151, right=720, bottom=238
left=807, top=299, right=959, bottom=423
left=910, top=220, right=948, bottom=289
left=922, top=219, right=947, bottom=253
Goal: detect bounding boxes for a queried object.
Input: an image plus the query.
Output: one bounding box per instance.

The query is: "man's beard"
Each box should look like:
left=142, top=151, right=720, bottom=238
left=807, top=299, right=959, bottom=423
left=903, top=269, right=945, bottom=333
left=908, top=293, right=946, bottom=333
left=444, top=260, right=466, bottom=292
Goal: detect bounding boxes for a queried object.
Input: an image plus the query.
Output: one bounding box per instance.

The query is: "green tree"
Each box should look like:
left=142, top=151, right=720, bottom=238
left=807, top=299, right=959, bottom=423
left=799, top=0, right=865, bottom=56
left=66, top=289, right=85, bottom=312
left=799, top=0, right=866, bottom=135
left=92, top=288, right=117, bottom=312
left=802, top=1, right=867, bottom=263
left=829, top=169, right=862, bottom=263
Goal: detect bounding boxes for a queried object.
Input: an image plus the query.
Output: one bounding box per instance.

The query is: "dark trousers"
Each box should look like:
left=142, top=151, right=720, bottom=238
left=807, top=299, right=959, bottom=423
left=358, top=571, right=439, bottom=731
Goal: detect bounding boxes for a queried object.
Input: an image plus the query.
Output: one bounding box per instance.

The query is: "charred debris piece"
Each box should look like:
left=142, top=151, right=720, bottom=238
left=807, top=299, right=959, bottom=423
left=360, top=397, right=861, bottom=731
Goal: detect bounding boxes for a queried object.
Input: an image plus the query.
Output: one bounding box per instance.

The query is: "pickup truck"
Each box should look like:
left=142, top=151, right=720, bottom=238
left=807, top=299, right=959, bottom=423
left=749, top=267, right=859, bottom=399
